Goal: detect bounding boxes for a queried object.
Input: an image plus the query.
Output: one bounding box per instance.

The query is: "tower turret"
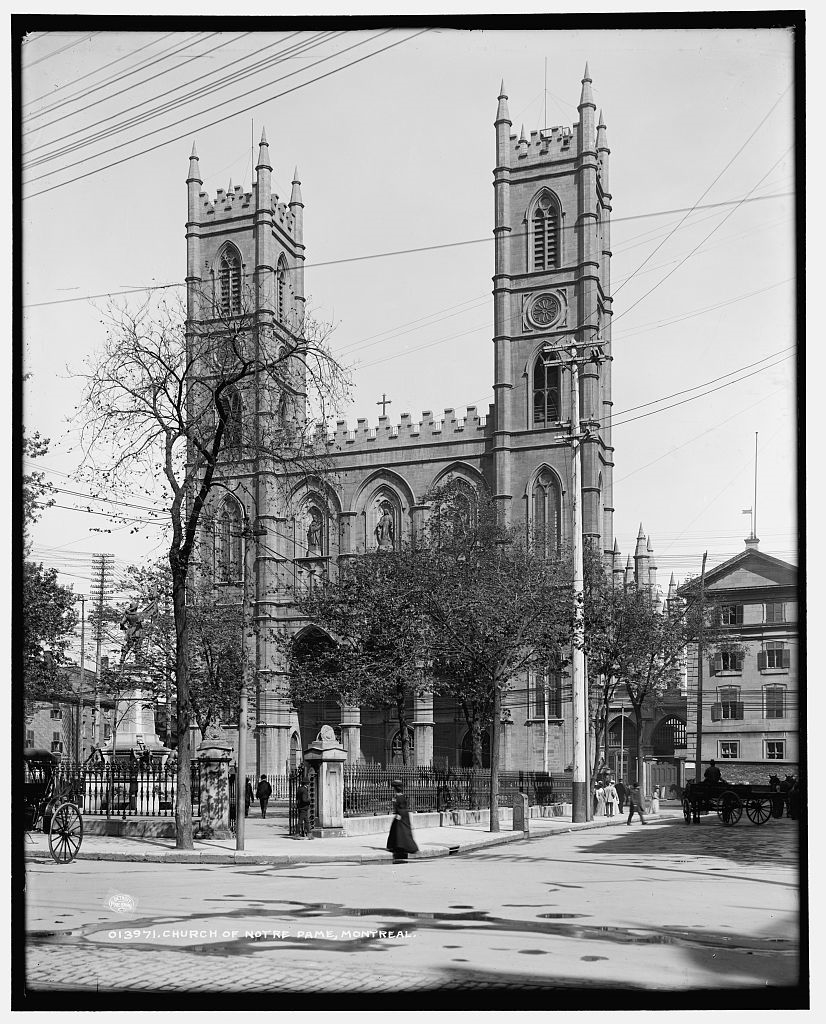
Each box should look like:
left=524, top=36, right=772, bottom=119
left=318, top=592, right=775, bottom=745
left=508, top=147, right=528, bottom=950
left=289, top=166, right=305, bottom=326
left=634, top=524, right=649, bottom=588
left=254, top=128, right=275, bottom=318
left=647, top=535, right=658, bottom=596
left=624, top=555, right=634, bottom=588
left=185, top=142, right=203, bottom=321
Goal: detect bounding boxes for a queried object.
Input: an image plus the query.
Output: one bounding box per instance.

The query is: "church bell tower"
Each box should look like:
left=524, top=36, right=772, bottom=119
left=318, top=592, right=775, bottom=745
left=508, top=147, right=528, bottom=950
left=492, top=68, right=614, bottom=559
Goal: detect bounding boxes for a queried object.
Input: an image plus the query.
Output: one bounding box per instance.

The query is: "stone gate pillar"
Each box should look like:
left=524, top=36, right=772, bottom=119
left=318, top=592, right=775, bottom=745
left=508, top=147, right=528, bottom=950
left=195, top=737, right=233, bottom=840
left=339, top=705, right=362, bottom=763
left=303, top=724, right=347, bottom=838
left=413, top=693, right=434, bottom=767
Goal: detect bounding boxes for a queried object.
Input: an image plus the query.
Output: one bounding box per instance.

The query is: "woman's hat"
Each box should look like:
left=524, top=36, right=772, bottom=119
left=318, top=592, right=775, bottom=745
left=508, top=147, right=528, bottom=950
left=391, top=779, right=403, bottom=788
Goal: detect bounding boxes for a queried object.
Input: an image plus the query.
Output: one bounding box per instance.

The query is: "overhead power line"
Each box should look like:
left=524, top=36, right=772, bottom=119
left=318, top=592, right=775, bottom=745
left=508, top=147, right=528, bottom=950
left=23, top=29, right=430, bottom=200
left=23, top=31, right=103, bottom=69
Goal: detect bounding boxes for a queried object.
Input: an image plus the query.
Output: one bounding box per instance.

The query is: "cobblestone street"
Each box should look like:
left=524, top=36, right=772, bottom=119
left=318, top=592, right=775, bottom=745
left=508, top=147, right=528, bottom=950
left=22, top=815, right=802, bottom=1006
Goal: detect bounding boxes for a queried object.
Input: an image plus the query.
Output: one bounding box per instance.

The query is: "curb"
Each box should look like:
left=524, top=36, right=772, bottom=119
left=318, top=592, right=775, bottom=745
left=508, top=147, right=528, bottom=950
left=24, top=814, right=673, bottom=866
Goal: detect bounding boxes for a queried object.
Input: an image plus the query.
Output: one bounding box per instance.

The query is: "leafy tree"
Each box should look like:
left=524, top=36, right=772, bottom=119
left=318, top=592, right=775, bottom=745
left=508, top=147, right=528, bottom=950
left=288, top=552, right=430, bottom=766
left=23, top=431, right=77, bottom=708
left=74, top=290, right=347, bottom=847
left=412, top=483, right=574, bottom=831
left=23, top=562, right=77, bottom=709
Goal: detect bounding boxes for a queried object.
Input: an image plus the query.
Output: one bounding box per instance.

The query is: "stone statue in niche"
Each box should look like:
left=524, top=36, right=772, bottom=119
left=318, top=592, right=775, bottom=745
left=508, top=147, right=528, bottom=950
left=374, top=501, right=395, bottom=551
left=307, top=508, right=323, bottom=554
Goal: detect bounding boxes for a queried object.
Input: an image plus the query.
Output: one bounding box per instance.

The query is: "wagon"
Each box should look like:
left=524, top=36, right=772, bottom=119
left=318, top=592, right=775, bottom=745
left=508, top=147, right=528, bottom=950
left=24, top=748, right=84, bottom=863
left=682, top=779, right=776, bottom=826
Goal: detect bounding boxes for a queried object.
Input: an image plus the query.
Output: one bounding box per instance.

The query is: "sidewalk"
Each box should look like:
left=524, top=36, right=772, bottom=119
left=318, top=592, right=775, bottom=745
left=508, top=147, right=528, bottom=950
left=25, top=806, right=683, bottom=866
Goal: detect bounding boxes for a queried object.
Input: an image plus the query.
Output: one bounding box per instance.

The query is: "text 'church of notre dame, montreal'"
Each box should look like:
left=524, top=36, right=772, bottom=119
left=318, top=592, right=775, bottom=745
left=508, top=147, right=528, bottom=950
left=186, top=68, right=665, bottom=776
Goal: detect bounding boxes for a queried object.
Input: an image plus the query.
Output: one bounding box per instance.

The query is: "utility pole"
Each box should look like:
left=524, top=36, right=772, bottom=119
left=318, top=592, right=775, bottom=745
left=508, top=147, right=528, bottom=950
left=694, top=552, right=708, bottom=782
left=90, top=554, right=114, bottom=747
left=76, top=594, right=86, bottom=763
left=569, top=343, right=587, bottom=823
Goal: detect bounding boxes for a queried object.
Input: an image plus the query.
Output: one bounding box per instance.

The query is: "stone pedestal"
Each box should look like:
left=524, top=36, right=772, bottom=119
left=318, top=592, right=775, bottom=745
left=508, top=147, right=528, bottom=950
left=513, top=791, right=529, bottom=833
left=195, top=739, right=233, bottom=840
left=413, top=693, right=434, bottom=767
left=339, top=705, right=362, bottom=763
left=303, top=724, right=347, bottom=838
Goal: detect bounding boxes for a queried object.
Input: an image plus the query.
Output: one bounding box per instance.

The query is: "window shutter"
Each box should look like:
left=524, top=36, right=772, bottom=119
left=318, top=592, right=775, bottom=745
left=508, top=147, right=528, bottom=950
left=710, top=703, right=721, bottom=722
left=757, top=651, right=766, bottom=671
left=781, top=649, right=790, bottom=669
left=734, top=702, right=744, bottom=720
left=710, top=654, right=722, bottom=675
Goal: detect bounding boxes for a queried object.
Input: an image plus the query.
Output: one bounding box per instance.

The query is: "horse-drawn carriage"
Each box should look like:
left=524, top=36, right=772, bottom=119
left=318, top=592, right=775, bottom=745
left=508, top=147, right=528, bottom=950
left=24, top=748, right=84, bottom=863
left=682, top=778, right=782, bottom=826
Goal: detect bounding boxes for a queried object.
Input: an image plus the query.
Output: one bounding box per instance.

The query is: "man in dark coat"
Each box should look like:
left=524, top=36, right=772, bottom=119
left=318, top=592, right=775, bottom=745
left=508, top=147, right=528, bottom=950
left=615, top=780, right=627, bottom=813
left=255, top=775, right=272, bottom=818
left=704, top=759, right=722, bottom=785
left=296, top=775, right=311, bottom=838
left=386, top=780, right=419, bottom=863
left=626, top=781, right=647, bottom=825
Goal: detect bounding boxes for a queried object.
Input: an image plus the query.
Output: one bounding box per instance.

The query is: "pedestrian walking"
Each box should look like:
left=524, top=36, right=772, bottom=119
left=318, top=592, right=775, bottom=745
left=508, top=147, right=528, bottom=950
left=296, top=775, right=311, bottom=838
left=595, top=782, right=606, bottom=817
left=615, top=779, right=627, bottom=813
left=255, top=774, right=272, bottom=819
left=626, top=780, right=647, bottom=825
left=244, top=779, right=254, bottom=817
left=386, top=779, right=419, bottom=864
left=604, top=780, right=617, bottom=817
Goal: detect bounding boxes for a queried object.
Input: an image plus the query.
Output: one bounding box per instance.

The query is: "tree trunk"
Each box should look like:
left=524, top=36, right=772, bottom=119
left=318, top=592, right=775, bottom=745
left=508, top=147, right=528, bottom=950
left=631, top=700, right=644, bottom=786
left=471, top=714, right=483, bottom=771
left=489, top=680, right=501, bottom=832
left=172, top=567, right=193, bottom=849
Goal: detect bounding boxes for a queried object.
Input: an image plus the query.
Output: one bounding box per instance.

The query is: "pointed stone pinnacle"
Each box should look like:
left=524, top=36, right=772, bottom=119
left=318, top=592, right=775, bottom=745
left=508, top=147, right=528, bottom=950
left=499, top=78, right=507, bottom=97
left=598, top=108, right=606, bottom=128
left=583, top=61, right=591, bottom=81
left=519, top=124, right=527, bottom=142
left=292, top=165, right=300, bottom=183
left=637, top=522, right=645, bottom=538
left=260, top=127, right=268, bottom=145
left=190, top=141, right=198, bottom=159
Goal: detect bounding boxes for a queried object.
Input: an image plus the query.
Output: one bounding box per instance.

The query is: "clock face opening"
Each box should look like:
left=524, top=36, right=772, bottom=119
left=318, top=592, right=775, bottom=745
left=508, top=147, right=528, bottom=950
left=529, top=293, right=561, bottom=328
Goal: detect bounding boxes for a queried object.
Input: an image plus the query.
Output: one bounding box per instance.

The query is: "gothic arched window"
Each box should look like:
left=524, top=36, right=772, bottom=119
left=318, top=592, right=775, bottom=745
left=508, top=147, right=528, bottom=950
left=218, top=246, right=242, bottom=316
left=277, top=258, right=288, bottom=322
left=214, top=498, right=243, bottom=583
left=533, top=351, right=560, bottom=425
left=219, top=384, right=243, bottom=450
left=531, top=192, right=560, bottom=271
left=532, top=468, right=561, bottom=555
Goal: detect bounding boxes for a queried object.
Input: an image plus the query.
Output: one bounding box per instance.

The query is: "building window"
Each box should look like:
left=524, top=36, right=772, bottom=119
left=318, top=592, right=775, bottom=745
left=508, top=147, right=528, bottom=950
left=104, top=723, right=112, bottom=742
left=277, top=259, right=288, bottom=322
left=218, top=246, right=242, bottom=315
left=719, top=740, right=740, bottom=759
left=711, top=686, right=743, bottom=721
left=26, top=729, right=34, bottom=747
left=390, top=729, right=414, bottom=765
left=527, top=667, right=562, bottom=720
left=533, top=352, right=561, bottom=425
left=719, top=603, right=744, bottom=626
left=218, top=384, right=243, bottom=450
left=765, top=602, right=785, bottom=623
left=531, top=468, right=561, bottom=555
left=51, top=731, right=63, bottom=754
left=758, top=642, right=790, bottom=671
left=720, top=652, right=741, bottom=673
left=765, top=740, right=785, bottom=760
left=213, top=498, right=244, bottom=583
left=530, top=192, right=560, bottom=271
left=764, top=685, right=786, bottom=719
left=50, top=702, right=62, bottom=720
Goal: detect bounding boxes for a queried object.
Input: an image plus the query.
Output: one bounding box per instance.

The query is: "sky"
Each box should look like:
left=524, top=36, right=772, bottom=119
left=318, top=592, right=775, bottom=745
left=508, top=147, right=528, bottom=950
left=18, top=18, right=800, bottom=666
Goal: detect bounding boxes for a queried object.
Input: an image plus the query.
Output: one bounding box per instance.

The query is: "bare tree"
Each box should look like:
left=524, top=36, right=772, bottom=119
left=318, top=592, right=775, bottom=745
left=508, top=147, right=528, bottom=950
left=74, top=289, right=348, bottom=847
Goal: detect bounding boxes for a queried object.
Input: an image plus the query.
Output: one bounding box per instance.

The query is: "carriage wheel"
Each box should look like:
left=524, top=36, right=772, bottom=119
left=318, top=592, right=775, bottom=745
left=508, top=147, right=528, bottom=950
left=746, top=797, right=772, bottom=825
left=719, top=791, right=743, bottom=826
left=682, top=797, right=693, bottom=823
left=48, top=801, right=83, bottom=864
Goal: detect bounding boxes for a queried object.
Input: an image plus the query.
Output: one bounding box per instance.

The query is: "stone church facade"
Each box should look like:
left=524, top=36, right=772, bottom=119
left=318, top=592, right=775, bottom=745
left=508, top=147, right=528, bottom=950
left=186, top=69, right=623, bottom=776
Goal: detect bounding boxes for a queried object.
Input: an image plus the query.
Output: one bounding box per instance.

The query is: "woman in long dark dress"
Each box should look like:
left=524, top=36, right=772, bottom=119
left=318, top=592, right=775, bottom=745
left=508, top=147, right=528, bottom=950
left=386, top=780, right=419, bottom=863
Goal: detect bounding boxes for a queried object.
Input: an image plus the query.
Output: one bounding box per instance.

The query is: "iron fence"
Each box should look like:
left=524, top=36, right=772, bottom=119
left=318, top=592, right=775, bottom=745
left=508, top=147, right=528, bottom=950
left=53, top=762, right=202, bottom=818
left=341, top=765, right=571, bottom=817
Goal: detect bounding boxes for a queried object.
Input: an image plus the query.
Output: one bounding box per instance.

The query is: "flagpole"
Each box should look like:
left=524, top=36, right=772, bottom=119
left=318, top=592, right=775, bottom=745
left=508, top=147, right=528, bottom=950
left=754, top=432, right=758, bottom=540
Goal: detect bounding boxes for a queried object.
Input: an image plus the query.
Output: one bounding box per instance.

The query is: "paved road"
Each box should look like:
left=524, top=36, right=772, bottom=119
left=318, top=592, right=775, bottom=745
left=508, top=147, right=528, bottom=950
left=22, top=815, right=801, bottom=1003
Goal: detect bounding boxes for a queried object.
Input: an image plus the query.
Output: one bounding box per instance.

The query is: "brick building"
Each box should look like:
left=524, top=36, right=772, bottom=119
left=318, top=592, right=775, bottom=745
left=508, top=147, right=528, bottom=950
left=187, top=70, right=624, bottom=775
left=679, top=540, right=799, bottom=785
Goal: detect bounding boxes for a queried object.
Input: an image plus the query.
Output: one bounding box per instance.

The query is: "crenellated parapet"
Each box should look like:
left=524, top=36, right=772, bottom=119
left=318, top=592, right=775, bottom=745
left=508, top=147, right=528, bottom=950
left=511, top=125, right=578, bottom=165
left=314, top=405, right=493, bottom=450
left=195, top=184, right=297, bottom=237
